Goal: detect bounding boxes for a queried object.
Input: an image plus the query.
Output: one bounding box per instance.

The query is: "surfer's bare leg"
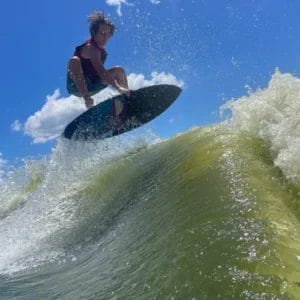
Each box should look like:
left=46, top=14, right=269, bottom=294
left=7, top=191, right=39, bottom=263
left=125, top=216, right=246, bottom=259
left=107, top=67, right=130, bottom=116
left=68, top=56, right=93, bottom=108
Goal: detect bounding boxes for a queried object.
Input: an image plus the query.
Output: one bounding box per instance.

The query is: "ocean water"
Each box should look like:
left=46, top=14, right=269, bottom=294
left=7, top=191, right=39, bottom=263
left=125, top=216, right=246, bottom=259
left=0, top=72, right=300, bottom=299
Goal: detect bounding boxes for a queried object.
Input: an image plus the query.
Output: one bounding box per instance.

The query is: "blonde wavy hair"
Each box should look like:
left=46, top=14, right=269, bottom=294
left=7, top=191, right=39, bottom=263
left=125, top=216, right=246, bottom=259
left=88, top=10, right=116, bottom=39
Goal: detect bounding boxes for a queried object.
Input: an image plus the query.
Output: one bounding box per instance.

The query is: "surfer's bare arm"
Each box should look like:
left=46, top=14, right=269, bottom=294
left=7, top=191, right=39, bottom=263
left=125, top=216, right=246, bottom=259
left=89, top=47, right=130, bottom=95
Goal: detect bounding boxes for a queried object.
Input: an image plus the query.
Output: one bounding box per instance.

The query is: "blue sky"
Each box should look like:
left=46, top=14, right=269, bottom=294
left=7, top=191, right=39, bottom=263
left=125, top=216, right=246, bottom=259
left=1, top=0, right=300, bottom=162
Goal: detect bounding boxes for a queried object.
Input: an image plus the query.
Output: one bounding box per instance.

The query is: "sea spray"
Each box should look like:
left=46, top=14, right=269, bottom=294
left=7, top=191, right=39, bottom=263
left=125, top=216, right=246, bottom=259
left=1, top=72, right=300, bottom=299
left=221, top=70, right=300, bottom=186
left=0, top=130, right=160, bottom=274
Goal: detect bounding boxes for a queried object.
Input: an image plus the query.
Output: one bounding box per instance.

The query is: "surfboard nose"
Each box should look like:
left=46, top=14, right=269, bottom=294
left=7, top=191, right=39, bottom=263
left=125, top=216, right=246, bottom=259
left=168, top=84, right=182, bottom=100
left=155, top=84, right=182, bottom=102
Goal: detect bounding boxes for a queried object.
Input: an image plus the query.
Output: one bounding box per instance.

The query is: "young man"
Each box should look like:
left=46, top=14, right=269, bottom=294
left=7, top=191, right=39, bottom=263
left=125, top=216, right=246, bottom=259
left=67, top=10, right=130, bottom=109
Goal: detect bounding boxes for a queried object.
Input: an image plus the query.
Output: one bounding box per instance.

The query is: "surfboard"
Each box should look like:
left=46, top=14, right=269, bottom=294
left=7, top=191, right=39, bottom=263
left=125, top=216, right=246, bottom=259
left=62, top=84, right=182, bottom=141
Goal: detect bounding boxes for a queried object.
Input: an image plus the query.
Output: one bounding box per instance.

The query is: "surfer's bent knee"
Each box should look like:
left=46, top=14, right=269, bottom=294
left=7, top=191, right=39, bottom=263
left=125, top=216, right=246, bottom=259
left=109, top=66, right=126, bottom=76
left=68, top=56, right=81, bottom=69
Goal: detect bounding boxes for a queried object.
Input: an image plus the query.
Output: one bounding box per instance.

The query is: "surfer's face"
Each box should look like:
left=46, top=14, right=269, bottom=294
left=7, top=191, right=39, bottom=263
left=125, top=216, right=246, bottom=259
left=95, top=24, right=111, bottom=46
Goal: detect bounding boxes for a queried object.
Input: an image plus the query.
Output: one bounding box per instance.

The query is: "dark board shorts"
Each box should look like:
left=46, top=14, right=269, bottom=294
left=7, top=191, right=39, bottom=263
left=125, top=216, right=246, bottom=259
left=66, top=71, right=107, bottom=97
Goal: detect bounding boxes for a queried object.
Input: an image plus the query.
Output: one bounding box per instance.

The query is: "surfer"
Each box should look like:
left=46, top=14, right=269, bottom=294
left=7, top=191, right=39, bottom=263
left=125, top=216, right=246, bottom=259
left=66, top=10, right=131, bottom=109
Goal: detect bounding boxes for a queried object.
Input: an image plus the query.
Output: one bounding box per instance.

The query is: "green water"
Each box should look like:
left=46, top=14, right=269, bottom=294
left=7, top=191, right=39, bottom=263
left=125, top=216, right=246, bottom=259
left=1, top=126, right=299, bottom=299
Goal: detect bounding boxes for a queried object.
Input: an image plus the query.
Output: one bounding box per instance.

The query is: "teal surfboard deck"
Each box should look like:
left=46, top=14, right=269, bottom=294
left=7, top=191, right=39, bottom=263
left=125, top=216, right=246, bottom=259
left=62, top=84, right=182, bottom=141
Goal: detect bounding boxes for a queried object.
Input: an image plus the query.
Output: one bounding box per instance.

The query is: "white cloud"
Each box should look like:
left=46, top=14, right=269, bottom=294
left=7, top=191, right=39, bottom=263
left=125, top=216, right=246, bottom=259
left=105, top=0, right=129, bottom=16
left=23, top=90, right=86, bottom=144
left=20, top=72, right=183, bottom=144
left=105, top=0, right=160, bottom=16
left=128, top=72, right=184, bottom=89
left=11, top=120, right=22, bottom=132
left=150, top=0, right=160, bottom=4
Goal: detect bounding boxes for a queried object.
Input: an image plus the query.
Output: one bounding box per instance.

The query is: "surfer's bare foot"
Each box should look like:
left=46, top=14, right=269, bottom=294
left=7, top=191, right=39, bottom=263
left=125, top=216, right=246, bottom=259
left=119, top=87, right=131, bottom=97
left=83, top=95, right=94, bottom=109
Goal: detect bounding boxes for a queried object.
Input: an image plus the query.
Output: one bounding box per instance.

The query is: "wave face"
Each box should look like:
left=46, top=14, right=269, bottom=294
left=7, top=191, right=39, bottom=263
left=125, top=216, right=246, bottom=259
left=0, top=72, right=300, bottom=299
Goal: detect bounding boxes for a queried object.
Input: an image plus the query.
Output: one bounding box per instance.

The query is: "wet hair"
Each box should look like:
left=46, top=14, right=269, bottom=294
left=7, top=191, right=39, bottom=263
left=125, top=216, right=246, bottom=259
left=87, top=10, right=115, bottom=39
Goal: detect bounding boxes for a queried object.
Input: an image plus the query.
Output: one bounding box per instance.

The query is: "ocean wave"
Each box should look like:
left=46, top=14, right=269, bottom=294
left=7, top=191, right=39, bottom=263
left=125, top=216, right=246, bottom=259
left=222, top=70, right=300, bottom=186
left=1, top=73, right=300, bottom=298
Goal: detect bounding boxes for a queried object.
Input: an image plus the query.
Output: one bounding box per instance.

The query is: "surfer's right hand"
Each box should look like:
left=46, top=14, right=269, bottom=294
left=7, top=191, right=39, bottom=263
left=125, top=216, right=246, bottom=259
left=83, top=95, right=94, bottom=109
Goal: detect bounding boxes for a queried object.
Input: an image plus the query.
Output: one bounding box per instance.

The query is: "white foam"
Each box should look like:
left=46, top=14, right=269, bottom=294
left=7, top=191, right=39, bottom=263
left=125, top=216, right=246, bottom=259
left=222, top=70, right=300, bottom=185
left=0, top=130, right=160, bottom=275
